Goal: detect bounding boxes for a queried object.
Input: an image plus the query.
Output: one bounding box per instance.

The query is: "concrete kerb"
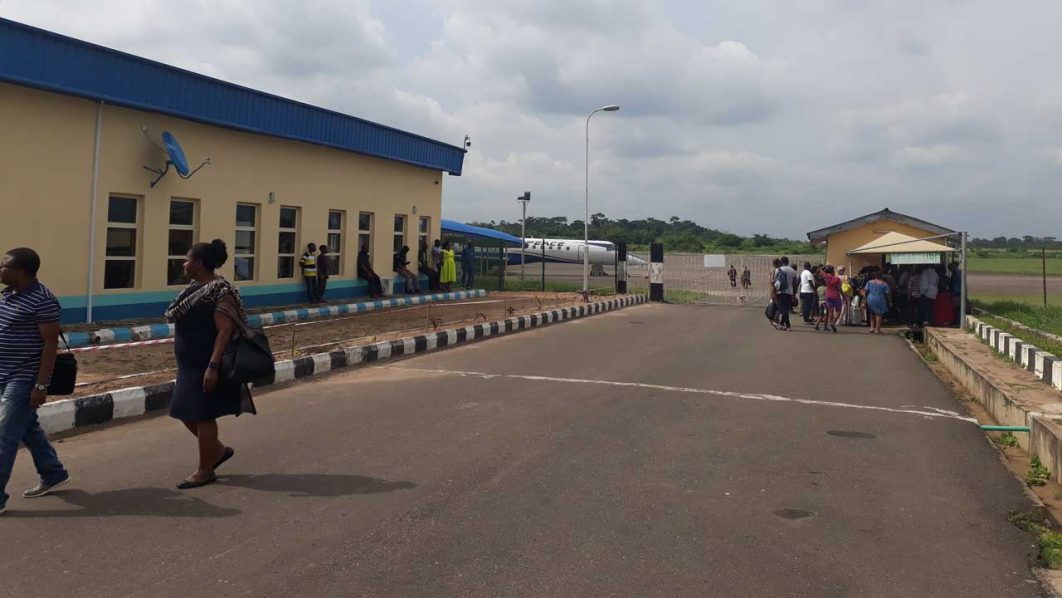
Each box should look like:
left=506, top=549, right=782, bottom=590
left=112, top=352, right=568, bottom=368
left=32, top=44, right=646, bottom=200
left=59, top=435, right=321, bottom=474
left=926, top=322, right=1062, bottom=484
left=64, top=290, right=488, bottom=348
left=40, top=294, right=649, bottom=437
left=968, top=315, right=1062, bottom=392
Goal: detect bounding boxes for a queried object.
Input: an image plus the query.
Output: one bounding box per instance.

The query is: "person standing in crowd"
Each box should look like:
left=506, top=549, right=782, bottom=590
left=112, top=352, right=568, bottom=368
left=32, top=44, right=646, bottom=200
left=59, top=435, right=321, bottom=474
left=418, top=240, right=440, bottom=293
left=864, top=271, right=891, bottom=334
left=837, top=266, right=852, bottom=326
left=316, top=245, right=330, bottom=304
left=299, top=243, right=318, bottom=303
left=393, top=245, right=421, bottom=294
left=460, top=241, right=476, bottom=290
left=819, top=265, right=842, bottom=333
left=431, top=239, right=443, bottom=276
left=165, top=240, right=253, bottom=489
left=741, top=266, right=751, bottom=290
left=728, top=265, right=737, bottom=288
left=358, top=244, right=384, bottom=299
left=774, top=257, right=797, bottom=331
left=919, top=263, right=940, bottom=326
left=799, top=262, right=816, bottom=324
left=0, top=248, right=71, bottom=515
left=439, top=241, right=457, bottom=292
left=908, top=265, right=923, bottom=326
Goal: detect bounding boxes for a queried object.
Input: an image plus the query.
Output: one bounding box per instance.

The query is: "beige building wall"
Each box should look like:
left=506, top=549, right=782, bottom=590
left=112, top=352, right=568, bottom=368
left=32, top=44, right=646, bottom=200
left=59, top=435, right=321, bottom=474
left=823, top=220, right=943, bottom=273
left=0, top=83, right=444, bottom=318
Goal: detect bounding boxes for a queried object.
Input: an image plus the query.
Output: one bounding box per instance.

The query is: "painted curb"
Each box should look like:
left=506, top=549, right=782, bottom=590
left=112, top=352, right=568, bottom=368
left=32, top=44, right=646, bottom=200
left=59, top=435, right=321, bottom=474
left=40, top=294, right=648, bottom=436
left=65, top=290, right=488, bottom=348
left=967, top=315, right=1062, bottom=393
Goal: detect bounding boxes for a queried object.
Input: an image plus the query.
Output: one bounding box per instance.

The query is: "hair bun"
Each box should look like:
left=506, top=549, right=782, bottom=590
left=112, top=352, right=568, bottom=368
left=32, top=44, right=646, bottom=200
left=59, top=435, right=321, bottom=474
left=209, top=239, right=229, bottom=268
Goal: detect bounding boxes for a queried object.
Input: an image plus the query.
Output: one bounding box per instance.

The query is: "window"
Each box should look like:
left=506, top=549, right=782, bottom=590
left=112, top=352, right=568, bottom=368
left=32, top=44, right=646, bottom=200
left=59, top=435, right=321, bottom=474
left=358, top=211, right=374, bottom=256
left=277, top=206, right=299, bottom=278
left=166, top=199, right=197, bottom=285
left=234, top=203, right=258, bottom=281
left=104, top=196, right=138, bottom=289
left=418, top=217, right=430, bottom=266
left=326, top=210, right=344, bottom=276
left=393, top=215, right=407, bottom=253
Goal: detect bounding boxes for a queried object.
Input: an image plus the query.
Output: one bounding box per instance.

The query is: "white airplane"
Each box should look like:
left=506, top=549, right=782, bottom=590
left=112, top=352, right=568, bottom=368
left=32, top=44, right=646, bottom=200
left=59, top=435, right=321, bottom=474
left=506, top=238, right=647, bottom=275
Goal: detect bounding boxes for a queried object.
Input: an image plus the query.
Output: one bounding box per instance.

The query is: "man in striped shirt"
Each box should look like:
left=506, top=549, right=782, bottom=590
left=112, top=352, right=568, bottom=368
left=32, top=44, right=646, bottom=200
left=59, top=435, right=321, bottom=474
left=0, top=248, right=71, bottom=515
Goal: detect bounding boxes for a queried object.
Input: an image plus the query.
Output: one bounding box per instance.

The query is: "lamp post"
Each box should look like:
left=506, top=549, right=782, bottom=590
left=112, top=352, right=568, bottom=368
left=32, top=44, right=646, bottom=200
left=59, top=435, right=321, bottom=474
left=584, top=104, right=620, bottom=295
left=517, top=191, right=531, bottom=281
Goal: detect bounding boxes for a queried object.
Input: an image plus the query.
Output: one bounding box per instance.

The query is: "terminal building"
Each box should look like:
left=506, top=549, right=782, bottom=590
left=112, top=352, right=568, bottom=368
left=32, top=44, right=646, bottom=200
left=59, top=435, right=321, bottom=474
left=0, top=18, right=465, bottom=323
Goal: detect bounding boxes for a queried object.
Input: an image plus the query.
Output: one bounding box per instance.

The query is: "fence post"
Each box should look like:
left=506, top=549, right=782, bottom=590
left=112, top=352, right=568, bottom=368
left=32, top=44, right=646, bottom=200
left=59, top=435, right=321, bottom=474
left=650, top=243, right=664, bottom=302
left=616, top=242, right=628, bottom=294
left=541, top=241, right=546, bottom=292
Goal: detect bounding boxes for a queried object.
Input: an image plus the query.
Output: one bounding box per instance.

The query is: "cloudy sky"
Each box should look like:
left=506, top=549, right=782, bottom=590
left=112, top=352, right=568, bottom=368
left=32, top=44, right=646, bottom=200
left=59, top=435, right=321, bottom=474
left=5, top=0, right=1062, bottom=239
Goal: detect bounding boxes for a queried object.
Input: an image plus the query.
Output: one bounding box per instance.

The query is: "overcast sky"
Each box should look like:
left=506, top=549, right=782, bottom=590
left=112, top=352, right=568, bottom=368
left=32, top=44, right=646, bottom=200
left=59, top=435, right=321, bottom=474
left=5, top=0, right=1062, bottom=239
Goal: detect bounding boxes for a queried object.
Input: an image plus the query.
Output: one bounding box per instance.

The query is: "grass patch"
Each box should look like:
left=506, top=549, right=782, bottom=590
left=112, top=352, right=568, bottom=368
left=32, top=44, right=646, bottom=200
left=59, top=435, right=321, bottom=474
left=993, top=432, right=1020, bottom=447
left=973, top=300, right=1062, bottom=356
left=664, top=289, right=706, bottom=304
left=1008, top=509, right=1062, bottom=569
left=1027, top=456, right=1052, bottom=486
left=968, top=256, right=1062, bottom=276
left=502, top=278, right=618, bottom=298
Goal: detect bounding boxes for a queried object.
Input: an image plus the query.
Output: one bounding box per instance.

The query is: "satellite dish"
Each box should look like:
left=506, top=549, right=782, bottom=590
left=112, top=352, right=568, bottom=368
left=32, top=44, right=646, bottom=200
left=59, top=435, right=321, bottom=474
left=143, top=129, right=210, bottom=188
left=162, top=131, right=190, bottom=176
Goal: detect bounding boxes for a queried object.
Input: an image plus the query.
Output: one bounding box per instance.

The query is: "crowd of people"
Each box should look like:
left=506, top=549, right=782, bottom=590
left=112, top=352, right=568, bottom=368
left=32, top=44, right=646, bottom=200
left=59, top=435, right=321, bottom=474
left=296, top=238, right=479, bottom=303
left=768, top=256, right=964, bottom=333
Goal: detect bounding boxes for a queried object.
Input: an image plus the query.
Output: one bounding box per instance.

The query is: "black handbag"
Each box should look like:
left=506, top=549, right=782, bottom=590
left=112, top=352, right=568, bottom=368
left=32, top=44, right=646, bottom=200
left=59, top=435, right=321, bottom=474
left=221, top=318, right=275, bottom=385
left=48, top=332, right=78, bottom=395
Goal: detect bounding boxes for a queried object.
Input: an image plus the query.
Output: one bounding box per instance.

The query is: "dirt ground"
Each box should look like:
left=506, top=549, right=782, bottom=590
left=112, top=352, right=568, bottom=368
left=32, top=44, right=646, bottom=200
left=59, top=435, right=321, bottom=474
left=67, top=292, right=583, bottom=400
left=968, top=272, right=1062, bottom=298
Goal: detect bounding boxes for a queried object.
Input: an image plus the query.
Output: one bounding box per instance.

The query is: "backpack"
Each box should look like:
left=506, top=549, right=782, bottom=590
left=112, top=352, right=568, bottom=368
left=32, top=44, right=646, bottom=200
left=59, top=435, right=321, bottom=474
left=765, top=300, right=779, bottom=323
left=841, top=280, right=854, bottom=297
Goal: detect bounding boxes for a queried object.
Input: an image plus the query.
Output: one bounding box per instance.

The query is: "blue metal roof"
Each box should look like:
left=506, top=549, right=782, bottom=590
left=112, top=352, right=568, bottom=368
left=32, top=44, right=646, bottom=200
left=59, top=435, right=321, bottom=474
left=0, top=18, right=465, bottom=175
left=441, top=219, right=523, bottom=246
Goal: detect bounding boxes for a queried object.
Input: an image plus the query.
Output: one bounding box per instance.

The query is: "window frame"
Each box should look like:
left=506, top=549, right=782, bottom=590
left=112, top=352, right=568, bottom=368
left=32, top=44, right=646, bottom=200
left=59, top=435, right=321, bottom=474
left=166, top=198, right=198, bottom=286
left=104, top=195, right=140, bottom=290
left=234, top=203, right=259, bottom=282
left=393, top=214, right=407, bottom=254
left=327, top=210, right=345, bottom=276
left=418, top=216, right=430, bottom=267
left=358, top=211, right=374, bottom=267
left=277, top=205, right=299, bottom=279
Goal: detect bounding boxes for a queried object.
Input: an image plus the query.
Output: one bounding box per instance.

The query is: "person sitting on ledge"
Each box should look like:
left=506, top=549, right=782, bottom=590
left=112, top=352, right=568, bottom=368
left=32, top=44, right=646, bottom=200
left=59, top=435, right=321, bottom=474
left=357, top=244, right=383, bottom=299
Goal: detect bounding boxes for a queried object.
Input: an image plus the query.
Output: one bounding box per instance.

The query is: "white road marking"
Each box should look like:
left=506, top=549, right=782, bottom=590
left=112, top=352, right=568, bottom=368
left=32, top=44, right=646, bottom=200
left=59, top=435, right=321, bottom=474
left=385, top=366, right=979, bottom=424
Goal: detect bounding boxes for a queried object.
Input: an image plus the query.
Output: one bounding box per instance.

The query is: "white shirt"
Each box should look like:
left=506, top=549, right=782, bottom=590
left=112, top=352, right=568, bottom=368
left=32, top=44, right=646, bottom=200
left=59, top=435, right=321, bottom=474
left=919, top=268, right=939, bottom=300
left=799, top=270, right=815, bottom=294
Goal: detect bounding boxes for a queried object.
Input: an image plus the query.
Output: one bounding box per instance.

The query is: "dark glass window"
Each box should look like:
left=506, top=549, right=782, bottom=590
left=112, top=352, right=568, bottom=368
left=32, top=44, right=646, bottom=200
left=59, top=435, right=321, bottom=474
left=168, top=229, right=194, bottom=257
left=328, top=211, right=343, bottom=231
left=166, top=259, right=187, bottom=286
left=280, top=207, right=298, bottom=229
left=278, top=232, right=296, bottom=255
left=108, top=196, right=137, bottom=224
left=234, top=257, right=255, bottom=281
left=104, top=261, right=135, bottom=289
left=277, top=256, right=295, bottom=279
left=235, top=230, right=256, bottom=255
left=106, top=228, right=137, bottom=257
left=236, top=204, right=257, bottom=227
left=169, top=200, right=194, bottom=226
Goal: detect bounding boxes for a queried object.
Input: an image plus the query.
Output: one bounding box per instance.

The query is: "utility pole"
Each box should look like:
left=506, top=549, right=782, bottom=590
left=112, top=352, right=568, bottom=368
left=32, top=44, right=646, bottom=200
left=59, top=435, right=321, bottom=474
left=1044, top=246, right=1049, bottom=309
left=517, top=192, right=531, bottom=282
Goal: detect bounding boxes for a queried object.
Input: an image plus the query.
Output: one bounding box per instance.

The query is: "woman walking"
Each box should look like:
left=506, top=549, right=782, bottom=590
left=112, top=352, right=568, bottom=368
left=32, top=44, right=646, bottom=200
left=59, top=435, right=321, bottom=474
left=863, top=271, right=891, bottom=334
left=439, top=241, right=457, bottom=292
left=165, top=240, right=254, bottom=489
left=820, top=265, right=842, bottom=333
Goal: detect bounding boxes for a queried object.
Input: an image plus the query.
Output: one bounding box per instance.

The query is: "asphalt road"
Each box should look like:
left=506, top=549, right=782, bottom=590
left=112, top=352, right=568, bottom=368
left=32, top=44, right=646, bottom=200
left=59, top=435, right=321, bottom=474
left=1, top=304, right=1046, bottom=597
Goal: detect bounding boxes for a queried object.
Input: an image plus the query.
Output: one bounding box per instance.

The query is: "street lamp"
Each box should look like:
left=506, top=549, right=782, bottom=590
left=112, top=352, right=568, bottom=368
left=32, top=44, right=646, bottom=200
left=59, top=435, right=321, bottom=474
left=517, top=191, right=531, bottom=281
left=584, top=104, right=620, bottom=295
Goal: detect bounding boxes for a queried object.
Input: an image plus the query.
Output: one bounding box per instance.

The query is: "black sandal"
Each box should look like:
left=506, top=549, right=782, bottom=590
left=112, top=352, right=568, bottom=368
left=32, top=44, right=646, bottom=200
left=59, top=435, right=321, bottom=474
left=213, top=447, right=235, bottom=471
left=177, top=473, right=217, bottom=490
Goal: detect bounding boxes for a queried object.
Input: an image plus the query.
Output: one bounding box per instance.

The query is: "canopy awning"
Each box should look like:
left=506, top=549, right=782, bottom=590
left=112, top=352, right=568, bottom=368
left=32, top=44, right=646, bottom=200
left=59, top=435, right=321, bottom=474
left=847, top=231, right=955, bottom=255
left=441, top=219, right=523, bottom=246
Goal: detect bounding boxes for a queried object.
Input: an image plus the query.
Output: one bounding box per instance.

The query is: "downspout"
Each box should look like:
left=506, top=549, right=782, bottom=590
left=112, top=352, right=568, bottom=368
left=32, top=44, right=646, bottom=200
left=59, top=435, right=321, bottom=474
left=86, top=101, right=103, bottom=323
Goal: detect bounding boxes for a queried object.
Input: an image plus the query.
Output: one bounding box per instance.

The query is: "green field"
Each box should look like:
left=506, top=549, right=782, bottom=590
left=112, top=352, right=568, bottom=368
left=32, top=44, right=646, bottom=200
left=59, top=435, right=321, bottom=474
left=967, top=255, right=1062, bottom=276
left=971, top=298, right=1062, bottom=347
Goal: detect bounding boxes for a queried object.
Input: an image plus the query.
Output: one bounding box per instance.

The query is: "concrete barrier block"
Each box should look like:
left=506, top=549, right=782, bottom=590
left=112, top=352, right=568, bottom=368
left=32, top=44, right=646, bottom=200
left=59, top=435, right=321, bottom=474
left=1054, top=361, right=1062, bottom=392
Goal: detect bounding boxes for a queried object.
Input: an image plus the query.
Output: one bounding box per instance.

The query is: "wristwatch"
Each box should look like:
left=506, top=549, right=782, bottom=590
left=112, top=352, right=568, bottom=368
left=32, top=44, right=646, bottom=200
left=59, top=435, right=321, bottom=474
left=207, top=361, right=220, bottom=370
left=34, top=383, right=47, bottom=392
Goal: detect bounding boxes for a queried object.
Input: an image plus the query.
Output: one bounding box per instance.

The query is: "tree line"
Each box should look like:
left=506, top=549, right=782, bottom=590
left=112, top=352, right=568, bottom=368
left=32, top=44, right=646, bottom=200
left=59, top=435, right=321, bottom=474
left=969, top=236, right=1062, bottom=250
left=470, top=213, right=819, bottom=254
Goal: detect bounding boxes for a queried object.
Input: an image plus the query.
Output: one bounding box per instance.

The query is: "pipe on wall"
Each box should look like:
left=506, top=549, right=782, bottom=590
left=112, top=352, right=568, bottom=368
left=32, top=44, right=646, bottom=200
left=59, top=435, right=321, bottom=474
left=86, top=101, right=103, bottom=323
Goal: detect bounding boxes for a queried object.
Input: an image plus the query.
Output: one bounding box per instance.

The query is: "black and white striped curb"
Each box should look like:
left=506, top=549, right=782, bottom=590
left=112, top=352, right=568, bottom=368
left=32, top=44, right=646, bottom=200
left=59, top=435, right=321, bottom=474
left=39, top=295, right=648, bottom=436
left=968, top=315, right=1062, bottom=392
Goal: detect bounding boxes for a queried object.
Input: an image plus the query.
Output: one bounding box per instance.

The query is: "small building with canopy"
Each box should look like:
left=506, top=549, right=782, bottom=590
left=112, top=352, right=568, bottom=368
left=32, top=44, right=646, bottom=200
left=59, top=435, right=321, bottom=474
left=806, top=208, right=956, bottom=274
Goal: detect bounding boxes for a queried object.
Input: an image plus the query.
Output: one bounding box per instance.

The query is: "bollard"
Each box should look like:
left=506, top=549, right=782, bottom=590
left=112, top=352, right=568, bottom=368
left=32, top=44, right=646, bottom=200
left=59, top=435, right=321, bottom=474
left=649, top=242, right=664, bottom=302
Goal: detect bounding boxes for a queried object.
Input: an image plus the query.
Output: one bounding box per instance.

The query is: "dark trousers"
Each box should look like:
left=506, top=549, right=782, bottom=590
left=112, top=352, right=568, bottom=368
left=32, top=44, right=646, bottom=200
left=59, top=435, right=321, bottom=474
left=461, top=264, right=475, bottom=289
left=916, top=296, right=933, bottom=326
left=420, top=266, right=440, bottom=292
left=361, top=274, right=383, bottom=298
left=800, top=292, right=816, bottom=322
left=777, top=293, right=793, bottom=329
left=317, top=276, right=328, bottom=302
left=304, top=277, right=318, bottom=303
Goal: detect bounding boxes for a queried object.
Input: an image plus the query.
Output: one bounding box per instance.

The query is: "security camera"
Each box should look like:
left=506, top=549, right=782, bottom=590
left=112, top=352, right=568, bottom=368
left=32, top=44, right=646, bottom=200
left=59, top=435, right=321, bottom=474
left=464, top=135, right=472, bottom=148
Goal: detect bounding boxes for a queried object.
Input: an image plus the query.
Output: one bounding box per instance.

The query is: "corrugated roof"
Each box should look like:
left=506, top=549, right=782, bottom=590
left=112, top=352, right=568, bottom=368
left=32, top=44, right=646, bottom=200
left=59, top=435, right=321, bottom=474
left=806, top=208, right=954, bottom=243
left=441, top=219, right=523, bottom=246
left=0, top=18, right=465, bottom=175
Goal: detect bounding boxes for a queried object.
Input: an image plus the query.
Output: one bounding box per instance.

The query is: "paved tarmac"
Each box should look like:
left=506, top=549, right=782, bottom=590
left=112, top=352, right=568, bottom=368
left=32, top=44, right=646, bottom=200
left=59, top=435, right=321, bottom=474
left=1, top=304, right=1047, bottom=597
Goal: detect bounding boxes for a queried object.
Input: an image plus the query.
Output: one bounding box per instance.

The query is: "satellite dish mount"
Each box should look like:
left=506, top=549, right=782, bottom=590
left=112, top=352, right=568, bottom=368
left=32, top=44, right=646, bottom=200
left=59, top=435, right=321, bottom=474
left=143, top=129, right=210, bottom=188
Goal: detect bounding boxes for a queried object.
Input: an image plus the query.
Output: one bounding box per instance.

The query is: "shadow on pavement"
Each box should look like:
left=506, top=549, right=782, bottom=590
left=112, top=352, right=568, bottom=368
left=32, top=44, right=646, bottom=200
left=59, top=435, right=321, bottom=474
left=220, top=473, right=417, bottom=497
left=8, top=488, right=241, bottom=518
